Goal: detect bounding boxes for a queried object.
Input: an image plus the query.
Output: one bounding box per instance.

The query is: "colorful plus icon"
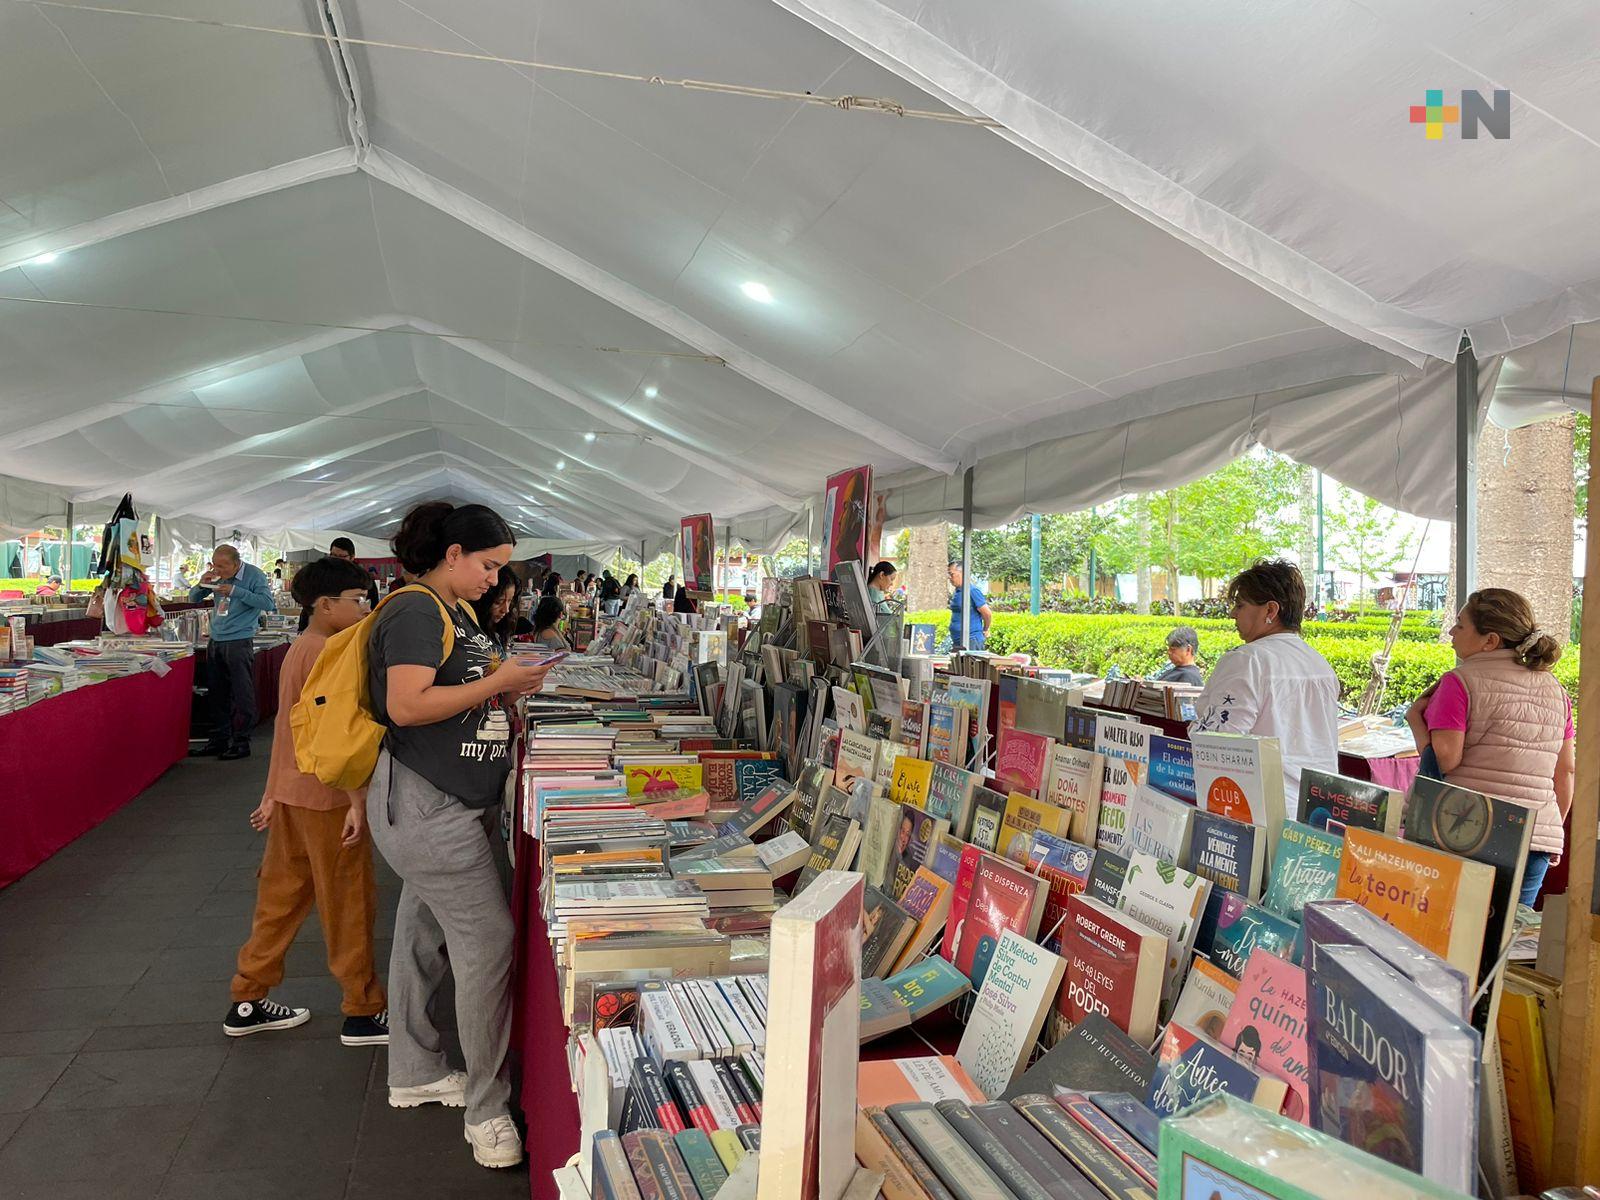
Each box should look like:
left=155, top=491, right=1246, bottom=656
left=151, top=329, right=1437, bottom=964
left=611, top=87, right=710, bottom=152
left=1409, top=89, right=1460, bottom=140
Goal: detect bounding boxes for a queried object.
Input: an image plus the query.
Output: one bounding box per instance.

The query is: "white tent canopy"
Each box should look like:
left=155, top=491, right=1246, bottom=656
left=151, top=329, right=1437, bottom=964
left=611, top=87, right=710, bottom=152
left=1, top=0, right=1594, bottom=550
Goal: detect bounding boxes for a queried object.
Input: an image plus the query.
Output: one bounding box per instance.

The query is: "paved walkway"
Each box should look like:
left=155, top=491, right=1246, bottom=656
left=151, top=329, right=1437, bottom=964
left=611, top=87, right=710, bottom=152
left=0, top=733, right=529, bottom=1199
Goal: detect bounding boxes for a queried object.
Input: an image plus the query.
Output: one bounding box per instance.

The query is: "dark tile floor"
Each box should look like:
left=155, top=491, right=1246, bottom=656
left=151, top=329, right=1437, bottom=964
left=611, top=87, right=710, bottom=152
left=0, top=732, right=529, bottom=1199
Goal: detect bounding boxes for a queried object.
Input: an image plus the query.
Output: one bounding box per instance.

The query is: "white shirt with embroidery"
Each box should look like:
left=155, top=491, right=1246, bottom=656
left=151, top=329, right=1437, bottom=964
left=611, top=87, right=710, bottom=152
left=1189, top=632, right=1341, bottom=818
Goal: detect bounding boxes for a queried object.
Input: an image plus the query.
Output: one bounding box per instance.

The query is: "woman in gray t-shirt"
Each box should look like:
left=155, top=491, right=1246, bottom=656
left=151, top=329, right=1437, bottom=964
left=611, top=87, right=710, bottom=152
left=364, top=501, right=550, bottom=1170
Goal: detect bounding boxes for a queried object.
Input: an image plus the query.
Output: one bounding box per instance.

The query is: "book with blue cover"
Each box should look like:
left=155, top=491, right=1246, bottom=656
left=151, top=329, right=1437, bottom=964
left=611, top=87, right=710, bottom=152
left=1087, top=1091, right=1161, bottom=1156
left=1146, top=734, right=1196, bottom=805
left=1146, top=1023, right=1288, bottom=1118
left=1261, top=820, right=1343, bottom=921
left=1198, top=888, right=1300, bottom=978
left=1305, top=943, right=1480, bottom=1193
left=1300, top=899, right=1471, bottom=1020
left=1186, top=811, right=1267, bottom=901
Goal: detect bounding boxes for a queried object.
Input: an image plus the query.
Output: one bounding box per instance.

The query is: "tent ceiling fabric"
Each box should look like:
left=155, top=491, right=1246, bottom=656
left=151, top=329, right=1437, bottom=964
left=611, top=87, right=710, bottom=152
left=0, top=0, right=1591, bottom=545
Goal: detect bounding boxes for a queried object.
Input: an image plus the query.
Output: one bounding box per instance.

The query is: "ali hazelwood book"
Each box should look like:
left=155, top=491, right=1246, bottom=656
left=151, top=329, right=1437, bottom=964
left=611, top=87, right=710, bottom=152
left=1306, top=943, right=1480, bottom=1194
left=1220, top=947, right=1310, bottom=1123
left=757, top=871, right=862, bottom=1200
left=1186, top=810, right=1267, bottom=902
left=1334, top=828, right=1496, bottom=980
left=1299, top=768, right=1402, bottom=837
left=1262, top=820, right=1344, bottom=921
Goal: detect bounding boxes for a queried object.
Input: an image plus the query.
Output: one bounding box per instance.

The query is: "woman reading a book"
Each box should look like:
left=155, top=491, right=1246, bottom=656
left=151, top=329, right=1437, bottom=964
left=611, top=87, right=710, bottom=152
left=1190, top=559, right=1340, bottom=810
left=1405, top=588, right=1574, bottom=906
left=364, top=501, right=553, bottom=1170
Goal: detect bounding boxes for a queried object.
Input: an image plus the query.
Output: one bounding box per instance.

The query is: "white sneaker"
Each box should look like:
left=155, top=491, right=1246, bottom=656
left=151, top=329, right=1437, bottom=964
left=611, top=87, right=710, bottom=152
left=465, top=1114, right=524, bottom=1169
left=388, top=1070, right=468, bottom=1109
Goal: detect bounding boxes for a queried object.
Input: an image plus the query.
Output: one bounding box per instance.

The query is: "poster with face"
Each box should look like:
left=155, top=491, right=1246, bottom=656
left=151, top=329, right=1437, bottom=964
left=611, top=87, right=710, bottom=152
left=679, top=513, right=715, bottom=592
left=822, top=465, right=872, bottom=574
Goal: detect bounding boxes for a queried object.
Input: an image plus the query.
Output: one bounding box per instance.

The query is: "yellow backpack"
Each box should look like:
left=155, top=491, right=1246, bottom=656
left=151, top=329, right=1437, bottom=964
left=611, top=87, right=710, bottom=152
left=291, top=585, right=457, bottom=790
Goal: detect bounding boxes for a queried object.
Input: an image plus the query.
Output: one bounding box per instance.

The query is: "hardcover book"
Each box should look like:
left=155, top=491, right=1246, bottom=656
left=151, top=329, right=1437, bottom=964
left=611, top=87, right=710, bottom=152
left=953, top=854, right=1050, bottom=988
left=1055, top=893, right=1166, bottom=1047
left=892, top=805, right=952, bottom=901
left=1191, top=731, right=1287, bottom=847
left=1003, top=1012, right=1155, bottom=1101
left=756, top=871, right=863, bottom=1200
left=1306, top=943, right=1480, bottom=1193
left=1186, top=811, right=1267, bottom=901
left=937, top=1100, right=1059, bottom=1200
left=1158, top=1092, right=1469, bottom=1200
left=1299, top=768, right=1402, bottom=837
left=968, top=786, right=1010, bottom=854
left=1053, top=1090, right=1158, bottom=1187
left=1043, top=744, right=1104, bottom=846
left=1146, top=1023, right=1289, bottom=1118
left=1220, top=947, right=1311, bottom=1123
left=1115, top=852, right=1213, bottom=1016
left=1027, top=832, right=1097, bottom=955
left=967, top=1101, right=1106, bottom=1200
left=1262, top=821, right=1344, bottom=921
left=1333, top=828, right=1496, bottom=979
left=1086, top=1093, right=1161, bottom=1158
left=1169, top=953, right=1243, bottom=1042
left=956, top=930, right=1067, bottom=1097
left=996, top=729, right=1055, bottom=797
left=999, top=793, right=1071, bottom=865
left=1197, top=889, right=1300, bottom=979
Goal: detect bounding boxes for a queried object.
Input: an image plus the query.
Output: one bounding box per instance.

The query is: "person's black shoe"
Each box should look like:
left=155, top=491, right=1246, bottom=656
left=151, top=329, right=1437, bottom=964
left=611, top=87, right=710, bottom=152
left=219, top=742, right=251, bottom=761
left=341, top=1010, right=389, bottom=1046
left=223, top=997, right=310, bottom=1037
left=189, top=741, right=227, bottom=758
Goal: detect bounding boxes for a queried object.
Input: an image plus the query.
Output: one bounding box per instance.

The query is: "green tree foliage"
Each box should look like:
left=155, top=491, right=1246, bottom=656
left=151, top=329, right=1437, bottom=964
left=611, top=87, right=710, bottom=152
left=1324, top=485, right=1413, bottom=614
left=946, top=513, right=1097, bottom=588
left=1576, top=413, right=1590, bottom=525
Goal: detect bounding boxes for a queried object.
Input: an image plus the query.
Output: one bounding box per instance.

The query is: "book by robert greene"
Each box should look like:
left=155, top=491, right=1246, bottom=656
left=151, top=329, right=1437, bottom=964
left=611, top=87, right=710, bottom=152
left=1305, top=943, right=1480, bottom=1194
left=1299, top=768, right=1401, bottom=837
left=1333, top=828, right=1496, bottom=979
left=1146, top=1023, right=1288, bottom=1118
left=756, top=871, right=863, bottom=1200
left=1186, top=811, right=1267, bottom=901
left=1262, top=821, right=1344, bottom=921
left=955, top=930, right=1067, bottom=1097
left=1056, top=893, right=1166, bottom=1046
left=1220, top=947, right=1311, bottom=1123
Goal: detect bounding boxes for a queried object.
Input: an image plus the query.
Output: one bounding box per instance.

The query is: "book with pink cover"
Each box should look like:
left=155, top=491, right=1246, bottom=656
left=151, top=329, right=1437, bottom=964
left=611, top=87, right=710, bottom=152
left=1219, top=946, right=1310, bottom=1123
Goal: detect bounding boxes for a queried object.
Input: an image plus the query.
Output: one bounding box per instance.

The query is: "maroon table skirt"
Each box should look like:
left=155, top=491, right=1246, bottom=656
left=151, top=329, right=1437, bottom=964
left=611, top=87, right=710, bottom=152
left=0, top=656, right=195, bottom=888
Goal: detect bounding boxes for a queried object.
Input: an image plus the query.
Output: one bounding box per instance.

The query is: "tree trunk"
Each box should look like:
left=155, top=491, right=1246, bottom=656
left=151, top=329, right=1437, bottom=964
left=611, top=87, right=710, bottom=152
left=1477, top=416, right=1577, bottom=647
left=905, top=523, right=950, bottom=613
left=1135, top=497, right=1152, bottom=615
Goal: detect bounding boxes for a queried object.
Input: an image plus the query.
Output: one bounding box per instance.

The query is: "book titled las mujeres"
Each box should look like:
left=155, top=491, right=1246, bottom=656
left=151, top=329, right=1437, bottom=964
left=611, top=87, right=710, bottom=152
left=1305, top=943, right=1480, bottom=1194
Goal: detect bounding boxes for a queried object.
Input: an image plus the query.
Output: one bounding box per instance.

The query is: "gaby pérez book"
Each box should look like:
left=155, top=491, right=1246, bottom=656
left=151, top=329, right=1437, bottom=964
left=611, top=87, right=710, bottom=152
left=1262, top=820, right=1344, bottom=921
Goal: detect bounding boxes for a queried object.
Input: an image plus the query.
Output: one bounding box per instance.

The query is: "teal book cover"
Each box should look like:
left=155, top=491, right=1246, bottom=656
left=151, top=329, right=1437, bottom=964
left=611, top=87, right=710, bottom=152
left=1200, top=889, right=1300, bottom=978
left=885, top=957, right=972, bottom=1019
left=1262, top=820, right=1343, bottom=921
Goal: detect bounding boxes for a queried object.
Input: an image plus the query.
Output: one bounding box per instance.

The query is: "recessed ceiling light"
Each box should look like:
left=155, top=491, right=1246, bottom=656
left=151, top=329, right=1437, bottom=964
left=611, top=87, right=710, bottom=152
left=29, top=252, right=59, bottom=266
left=643, top=386, right=658, bottom=399
left=584, top=431, right=596, bottom=442
left=740, top=281, right=774, bottom=304
left=556, top=460, right=566, bottom=470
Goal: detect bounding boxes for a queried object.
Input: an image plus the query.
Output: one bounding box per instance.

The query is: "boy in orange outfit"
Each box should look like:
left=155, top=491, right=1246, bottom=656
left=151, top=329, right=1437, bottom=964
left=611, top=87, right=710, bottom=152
left=225, top=556, right=388, bottom=1044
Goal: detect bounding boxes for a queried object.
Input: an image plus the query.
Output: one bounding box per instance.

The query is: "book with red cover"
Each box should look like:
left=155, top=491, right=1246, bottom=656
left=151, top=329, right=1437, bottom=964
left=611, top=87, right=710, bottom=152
left=995, top=728, right=1055, bottom=797
left=1054, top=893, right=1166, bottom=1046
left=938, top=844, right=989, bottom=962
left=951, top=854, right=1049, bottom=988
left=663, top=1059, right=719, bottom=1136
left=632, top=1057, right=689, bottom=1134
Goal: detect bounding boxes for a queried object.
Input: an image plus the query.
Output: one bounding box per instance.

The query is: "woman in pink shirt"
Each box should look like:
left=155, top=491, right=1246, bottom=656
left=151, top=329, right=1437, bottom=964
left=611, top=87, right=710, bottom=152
left=1407, top=588, right=1574, bottom=906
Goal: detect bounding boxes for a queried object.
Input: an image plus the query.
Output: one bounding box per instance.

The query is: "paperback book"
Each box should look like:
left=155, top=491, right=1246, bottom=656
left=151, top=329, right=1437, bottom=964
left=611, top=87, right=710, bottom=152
left=955, top=930, right=1067, bottom=1096
left=995, top=728, right=1055, bottom=797
left=1055, top=893, right=1166, bottom=1046
left=1003, top=1011, right=1155, bottom=1101
left=1261, top=820, right=1344, bottom=921
left=999, top=792, right=1071, bottom=865
left=1191, top=731, right=1287, bottom=849
left=1197, top=889, right=1301, bottom=979
left=1123, top=787, right=1194, bottom=865
left=952, top=854, right=1049, bottom=988
left=1147, top=1023, right=1289, bottom=1118
left=1043, top=743, right=1103, bottom=847
left=1169, top=953, right=1241, bottom=1042
left=1186, top=811, right=1267, bottom=901
left=1220, top=947, right=1310, bottom=1122
left=891, top=805, right=951, bottom=901
left=1027, top=831, right=1097, bottom=954
left=968, top=786, right=1010, bottom=854
left=1115, top=852, right=1213, bottom=1016
left=1299, top=768, right=1402, bottom=837
left=926, top=762, right=981, bottom=841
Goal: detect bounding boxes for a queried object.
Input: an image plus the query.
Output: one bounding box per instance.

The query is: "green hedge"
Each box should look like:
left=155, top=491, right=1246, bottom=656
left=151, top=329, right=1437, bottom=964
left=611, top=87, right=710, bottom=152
left=904, top=611, right=1579, bottom=710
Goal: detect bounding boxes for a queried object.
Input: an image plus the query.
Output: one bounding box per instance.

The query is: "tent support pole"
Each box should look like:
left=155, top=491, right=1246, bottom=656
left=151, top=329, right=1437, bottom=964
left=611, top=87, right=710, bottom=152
left=806, top=506, right=815, bottom=575
left=1029, top=512, right=1041, bottom=615
left=960, top=467, right=974, bottom=649
left=65, top=502, right=75, bottom=588
left=1454, top=337, right=1479, bottom=602
left=1552, top=376, right=1600, bottom=1182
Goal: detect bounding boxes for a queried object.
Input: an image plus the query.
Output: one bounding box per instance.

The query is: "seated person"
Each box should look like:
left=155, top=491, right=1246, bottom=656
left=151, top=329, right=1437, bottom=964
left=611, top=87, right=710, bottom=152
left=1154, top=625, right=1204, bottom=685
left=530, top=595, right=571, bottom=650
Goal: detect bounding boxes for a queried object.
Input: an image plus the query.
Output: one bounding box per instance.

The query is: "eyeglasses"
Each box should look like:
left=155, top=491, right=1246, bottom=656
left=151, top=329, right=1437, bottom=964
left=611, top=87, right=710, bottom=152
left=332, top=595, right=371, bottom=608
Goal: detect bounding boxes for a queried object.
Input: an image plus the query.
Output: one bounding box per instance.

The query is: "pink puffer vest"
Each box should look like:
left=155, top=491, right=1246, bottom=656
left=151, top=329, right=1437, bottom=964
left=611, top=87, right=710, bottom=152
left=1446, top=649, right=1569, bottom=856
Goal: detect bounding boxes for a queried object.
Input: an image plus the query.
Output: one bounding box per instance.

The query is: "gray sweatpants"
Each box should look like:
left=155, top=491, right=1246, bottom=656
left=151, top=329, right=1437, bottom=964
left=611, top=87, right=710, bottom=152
left=367, top=750, right=514, bottom=1123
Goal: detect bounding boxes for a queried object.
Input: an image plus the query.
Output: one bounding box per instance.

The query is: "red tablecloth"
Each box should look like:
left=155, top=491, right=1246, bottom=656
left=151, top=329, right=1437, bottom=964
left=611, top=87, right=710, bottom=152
left=0, top=655, right=195, bottom=888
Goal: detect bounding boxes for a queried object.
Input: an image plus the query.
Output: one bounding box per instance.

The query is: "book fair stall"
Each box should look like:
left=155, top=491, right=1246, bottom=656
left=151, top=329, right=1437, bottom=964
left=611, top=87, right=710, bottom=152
left=500, top=453, right=1600, bottom=1200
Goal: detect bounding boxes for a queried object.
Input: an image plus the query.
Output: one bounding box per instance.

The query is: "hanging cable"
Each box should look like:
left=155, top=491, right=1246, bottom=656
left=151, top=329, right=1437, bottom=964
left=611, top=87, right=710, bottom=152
left=11, top=0, right=1003, bottom=128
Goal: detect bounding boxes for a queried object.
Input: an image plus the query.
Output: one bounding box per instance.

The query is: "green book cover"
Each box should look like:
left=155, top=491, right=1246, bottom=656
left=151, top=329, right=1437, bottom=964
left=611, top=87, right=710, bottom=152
left=1158, top=1093, right=1468, bottom=1200
left=672, top=1129, right=729, bottom=1200
left=1262, top=820, right=1343, bottom=921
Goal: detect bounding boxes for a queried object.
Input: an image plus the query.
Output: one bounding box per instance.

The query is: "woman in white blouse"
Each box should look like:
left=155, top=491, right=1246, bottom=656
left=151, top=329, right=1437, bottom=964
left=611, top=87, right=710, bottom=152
left=1190, top=559, right=1340, bottom=814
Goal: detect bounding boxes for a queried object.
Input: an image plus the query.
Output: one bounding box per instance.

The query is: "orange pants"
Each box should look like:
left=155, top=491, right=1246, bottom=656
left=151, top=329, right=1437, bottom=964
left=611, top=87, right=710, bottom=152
left=231, top=803, right=386, bottom=1016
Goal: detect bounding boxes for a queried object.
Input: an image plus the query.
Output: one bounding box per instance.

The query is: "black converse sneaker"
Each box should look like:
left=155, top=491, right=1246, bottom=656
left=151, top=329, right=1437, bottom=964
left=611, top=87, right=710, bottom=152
left=223, top=997, right=310, bottom=1037
left=341, top=1010, right=389, bottom=1046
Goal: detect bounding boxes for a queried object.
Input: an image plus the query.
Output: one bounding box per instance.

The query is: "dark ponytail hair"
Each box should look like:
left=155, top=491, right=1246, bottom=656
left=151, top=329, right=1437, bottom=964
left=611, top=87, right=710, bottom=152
left=391, top=501, right=515, bottom=574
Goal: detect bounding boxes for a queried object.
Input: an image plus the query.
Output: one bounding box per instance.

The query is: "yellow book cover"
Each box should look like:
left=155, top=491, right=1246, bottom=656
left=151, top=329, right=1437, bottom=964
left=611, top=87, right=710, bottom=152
left=889, top=756, right=934, bottom=808
left=624, top=762, right=704, bottom=794
left=1497, top=990, right=1553, bottom=1192
left=998, top=791, right=1070, bottom=864
left=709, top=1129, right=745, bottom=1174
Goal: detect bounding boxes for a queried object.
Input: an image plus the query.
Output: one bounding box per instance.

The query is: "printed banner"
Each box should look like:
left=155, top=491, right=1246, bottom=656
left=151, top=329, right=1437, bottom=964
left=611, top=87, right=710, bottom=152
left=679, top=513, right=715, bottom=593
left=822, top=465, right=872, bottom=574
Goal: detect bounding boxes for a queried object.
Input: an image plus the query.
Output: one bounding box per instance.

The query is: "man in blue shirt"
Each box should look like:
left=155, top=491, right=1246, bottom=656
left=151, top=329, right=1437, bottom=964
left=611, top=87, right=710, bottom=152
left=189, top=545, right=277, bottom=760
left=947, top=561, right=992, bottom=651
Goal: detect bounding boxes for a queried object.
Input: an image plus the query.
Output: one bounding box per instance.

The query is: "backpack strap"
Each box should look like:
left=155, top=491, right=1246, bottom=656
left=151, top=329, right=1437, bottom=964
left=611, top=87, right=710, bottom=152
left=373, top=583, right=458, bottom=665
